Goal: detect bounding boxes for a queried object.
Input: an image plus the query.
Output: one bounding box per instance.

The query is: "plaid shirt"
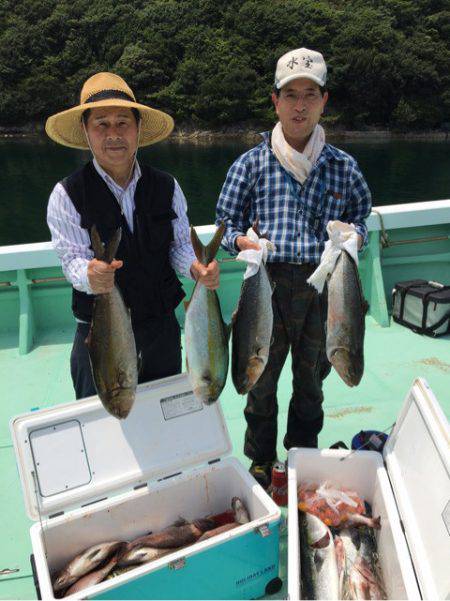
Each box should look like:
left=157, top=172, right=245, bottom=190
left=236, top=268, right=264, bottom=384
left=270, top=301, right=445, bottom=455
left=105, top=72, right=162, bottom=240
left=216, top=131, right=372, bottom=264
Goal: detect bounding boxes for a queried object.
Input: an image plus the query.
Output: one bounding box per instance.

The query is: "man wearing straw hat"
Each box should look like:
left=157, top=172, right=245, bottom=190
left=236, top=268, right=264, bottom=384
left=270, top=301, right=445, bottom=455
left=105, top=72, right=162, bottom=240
left=47, top=72, right=219, bottom=399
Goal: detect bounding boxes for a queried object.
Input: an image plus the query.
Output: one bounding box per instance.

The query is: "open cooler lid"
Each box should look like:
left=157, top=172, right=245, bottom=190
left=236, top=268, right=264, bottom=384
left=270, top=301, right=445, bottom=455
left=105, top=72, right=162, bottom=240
left=383, top=377, right=450, bottom=600
left=10, top=373, right=232, bottom=522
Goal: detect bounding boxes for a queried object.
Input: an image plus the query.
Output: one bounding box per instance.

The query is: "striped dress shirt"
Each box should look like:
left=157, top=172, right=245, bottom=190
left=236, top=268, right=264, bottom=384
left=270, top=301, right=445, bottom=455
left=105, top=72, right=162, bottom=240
left=47, top=159, right=196, bottom=295
left=216, top=132, right=372, bottom=263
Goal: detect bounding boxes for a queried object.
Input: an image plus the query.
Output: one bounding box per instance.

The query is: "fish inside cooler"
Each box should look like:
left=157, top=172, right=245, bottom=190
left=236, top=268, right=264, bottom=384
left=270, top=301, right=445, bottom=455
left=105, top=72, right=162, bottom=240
left=287, top=448, right=421, bottom=601
left=32, top=458, right=276, bottom=599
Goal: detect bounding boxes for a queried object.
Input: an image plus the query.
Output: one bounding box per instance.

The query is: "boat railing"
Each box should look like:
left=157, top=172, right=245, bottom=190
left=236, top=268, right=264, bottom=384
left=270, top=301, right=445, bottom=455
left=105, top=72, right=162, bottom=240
left=1, top=200, right=449, bottom=354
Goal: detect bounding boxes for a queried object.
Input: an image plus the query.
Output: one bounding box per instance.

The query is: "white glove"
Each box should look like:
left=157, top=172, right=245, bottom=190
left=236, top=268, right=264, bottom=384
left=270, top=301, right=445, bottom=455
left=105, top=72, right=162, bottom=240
left=307, top=221, right=358, bottom=293
left=236, top=227, right=275, bottom=280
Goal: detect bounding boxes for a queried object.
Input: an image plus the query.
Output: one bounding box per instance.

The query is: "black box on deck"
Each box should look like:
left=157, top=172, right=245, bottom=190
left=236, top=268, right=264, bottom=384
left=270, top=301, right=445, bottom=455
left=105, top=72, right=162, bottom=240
left=392, top=279, right=450, bottom=336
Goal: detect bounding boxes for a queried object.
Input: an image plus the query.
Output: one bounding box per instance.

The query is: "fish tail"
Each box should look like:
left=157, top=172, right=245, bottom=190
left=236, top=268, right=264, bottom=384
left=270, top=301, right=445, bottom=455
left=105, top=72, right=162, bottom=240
left=103, top=228, right=122, bottom=263
left=252, top=217, right=261, bottom=237
left=191, top=222, right=225, bottom=265
left=90, top=226, right=122, bottom=263
left=90, top=225, right=105, bottom=260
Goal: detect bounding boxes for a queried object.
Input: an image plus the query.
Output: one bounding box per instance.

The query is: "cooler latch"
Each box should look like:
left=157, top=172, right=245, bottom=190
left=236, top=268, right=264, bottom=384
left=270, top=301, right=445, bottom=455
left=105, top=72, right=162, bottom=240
left=168, top=557, right=186, bottom=570
left=255, top=523, right=271, bottom=537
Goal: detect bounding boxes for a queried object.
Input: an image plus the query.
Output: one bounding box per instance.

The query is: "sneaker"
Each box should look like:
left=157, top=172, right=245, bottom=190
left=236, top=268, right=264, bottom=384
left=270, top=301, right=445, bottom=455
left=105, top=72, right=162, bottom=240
left=249, top=461, right=273, bottom=490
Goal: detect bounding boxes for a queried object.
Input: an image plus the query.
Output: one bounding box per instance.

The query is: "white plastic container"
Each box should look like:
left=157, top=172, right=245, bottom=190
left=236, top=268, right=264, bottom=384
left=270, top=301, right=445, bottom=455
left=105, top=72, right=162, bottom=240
left=288, top=377, right=450, bottom=600
left=11, top=373, right=281, bottom=600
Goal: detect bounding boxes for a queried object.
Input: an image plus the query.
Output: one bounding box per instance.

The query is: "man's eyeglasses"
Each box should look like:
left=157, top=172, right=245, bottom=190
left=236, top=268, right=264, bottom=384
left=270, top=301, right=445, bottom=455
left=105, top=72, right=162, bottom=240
left=280, top=90, right=322, bottom=107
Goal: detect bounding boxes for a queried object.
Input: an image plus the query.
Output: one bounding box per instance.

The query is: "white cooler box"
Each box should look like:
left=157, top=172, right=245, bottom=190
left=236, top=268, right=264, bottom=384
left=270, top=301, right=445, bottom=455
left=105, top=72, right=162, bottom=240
left=287, top=377, right=450, bottom=600
left=11, top=373, right=282, bottom=600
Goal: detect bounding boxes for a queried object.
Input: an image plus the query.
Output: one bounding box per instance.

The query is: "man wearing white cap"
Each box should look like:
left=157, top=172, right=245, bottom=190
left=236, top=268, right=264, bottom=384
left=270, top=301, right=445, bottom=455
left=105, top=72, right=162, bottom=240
left=47, top=72, right=219, bottom=399
left=216, top=48, right=371, bottom=489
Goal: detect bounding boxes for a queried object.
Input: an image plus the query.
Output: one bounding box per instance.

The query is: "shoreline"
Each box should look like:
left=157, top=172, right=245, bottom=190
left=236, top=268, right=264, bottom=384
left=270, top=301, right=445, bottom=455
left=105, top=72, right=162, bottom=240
left=0, top=125, right=448, bottom=142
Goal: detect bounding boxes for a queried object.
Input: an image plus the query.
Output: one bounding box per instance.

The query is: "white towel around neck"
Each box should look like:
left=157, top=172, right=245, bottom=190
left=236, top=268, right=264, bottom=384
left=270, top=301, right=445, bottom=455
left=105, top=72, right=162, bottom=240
left=271, top=122, right=325, bottom=184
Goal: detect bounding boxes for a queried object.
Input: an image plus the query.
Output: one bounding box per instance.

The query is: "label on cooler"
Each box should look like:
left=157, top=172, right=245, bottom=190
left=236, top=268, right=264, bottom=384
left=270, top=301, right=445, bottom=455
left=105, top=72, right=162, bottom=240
left=235, top=563, right=276, bottom=588
left=160, top=391, right=203, bottom=420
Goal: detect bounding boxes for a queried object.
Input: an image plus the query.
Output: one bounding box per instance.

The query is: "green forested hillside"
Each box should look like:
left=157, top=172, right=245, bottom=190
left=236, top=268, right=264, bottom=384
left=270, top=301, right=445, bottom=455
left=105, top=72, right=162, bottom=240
left=0, top=0, right=449, bottom=130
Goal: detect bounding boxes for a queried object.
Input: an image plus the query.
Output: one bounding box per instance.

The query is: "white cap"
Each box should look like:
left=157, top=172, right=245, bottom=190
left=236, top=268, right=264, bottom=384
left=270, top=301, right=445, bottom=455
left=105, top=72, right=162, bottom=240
left=274, top=48, right=327, bottom=89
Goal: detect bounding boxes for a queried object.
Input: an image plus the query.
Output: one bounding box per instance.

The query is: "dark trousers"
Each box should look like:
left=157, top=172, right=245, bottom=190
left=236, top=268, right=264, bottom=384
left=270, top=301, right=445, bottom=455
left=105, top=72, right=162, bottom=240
left=244, top=263, right=331, bottom=462
left=70, top=312, right=181, bottom=400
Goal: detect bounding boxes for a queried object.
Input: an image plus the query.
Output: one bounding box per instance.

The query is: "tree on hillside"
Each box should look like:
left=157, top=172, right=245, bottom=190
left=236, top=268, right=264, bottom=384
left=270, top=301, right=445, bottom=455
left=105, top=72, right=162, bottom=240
left=0, top=0, right=448, bottom=129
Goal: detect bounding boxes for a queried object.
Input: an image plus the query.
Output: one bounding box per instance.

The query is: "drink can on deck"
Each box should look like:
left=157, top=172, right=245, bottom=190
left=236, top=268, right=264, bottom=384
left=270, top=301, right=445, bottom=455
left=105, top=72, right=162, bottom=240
left=271, top=461, right=287, bottom=506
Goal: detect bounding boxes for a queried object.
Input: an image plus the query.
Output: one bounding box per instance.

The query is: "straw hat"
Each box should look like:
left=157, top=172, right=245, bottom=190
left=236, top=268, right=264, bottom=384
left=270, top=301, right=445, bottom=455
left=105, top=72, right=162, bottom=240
left=45, top=72, right=174, bottom=149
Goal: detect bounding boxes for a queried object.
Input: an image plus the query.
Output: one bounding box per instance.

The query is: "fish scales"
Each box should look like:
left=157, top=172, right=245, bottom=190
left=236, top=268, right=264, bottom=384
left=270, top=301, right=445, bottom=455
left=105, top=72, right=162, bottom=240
left=299, top=512, right=340, bottom=600
left=340, top=527, right=387, bottom=600
left=326, top=250, right=367, bottom=387
left=185, top=224, right=229, bottom=405
left=232, top=261, right=273, bottom=394
left=52, top=541, right=123, bottom=593
left=129, top=519, right=215, bottom=549
left=88, top=226, right=137, bottom=418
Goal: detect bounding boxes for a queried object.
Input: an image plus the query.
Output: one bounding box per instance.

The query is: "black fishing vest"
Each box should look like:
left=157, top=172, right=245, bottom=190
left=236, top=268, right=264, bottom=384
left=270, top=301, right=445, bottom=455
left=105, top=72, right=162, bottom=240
left=61, top=161, right=185, bottom=324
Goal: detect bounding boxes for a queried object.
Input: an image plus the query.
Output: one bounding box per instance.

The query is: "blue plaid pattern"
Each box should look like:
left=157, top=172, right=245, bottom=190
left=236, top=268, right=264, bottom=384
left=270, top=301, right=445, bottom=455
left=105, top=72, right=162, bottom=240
left=216, top=132, right=372, bottom=263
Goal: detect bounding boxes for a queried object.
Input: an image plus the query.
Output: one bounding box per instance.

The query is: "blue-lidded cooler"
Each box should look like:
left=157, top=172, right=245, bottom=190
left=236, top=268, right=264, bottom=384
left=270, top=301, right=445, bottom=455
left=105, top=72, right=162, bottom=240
left=10, top=373, right=281, bottom=600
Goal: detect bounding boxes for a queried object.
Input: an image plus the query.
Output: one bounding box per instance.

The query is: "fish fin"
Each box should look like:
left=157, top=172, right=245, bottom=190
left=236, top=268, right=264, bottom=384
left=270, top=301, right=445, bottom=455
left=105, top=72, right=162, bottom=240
left=191, top=222, right=225, bottom=265
left=372, top=515, right=381, bottom=529
left=190, top=226, right=206, bottom=264
left=86, top=548, right=102, bottom=561
left=90, top=225, right=105, bottom=260
left=103, top=228, right=122, bottom=264
left=252, top=216, right=271, bottom=241
left=205, top=222, right=225, bottom=263
left=202, top=371, right=212, bottom=384
left=313, top=550, right=325, bottom=571
left=252, top=217, right=261, bottom=238
left=350, top=528, right=361, bottom=551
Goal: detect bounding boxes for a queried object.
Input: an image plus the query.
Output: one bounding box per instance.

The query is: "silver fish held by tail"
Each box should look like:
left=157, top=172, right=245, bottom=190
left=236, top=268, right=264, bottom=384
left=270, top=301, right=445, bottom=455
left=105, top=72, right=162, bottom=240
left=184, top=223, right=229, bottom=405
left=326, top=250, right=368, bottom=387
left=52, top=541, right=124, bottom=593
left=232, top=243, right=273, bottom=394
left=299, top=512, right=340, bottom=600
left=87, top=226, right=138, bottom=419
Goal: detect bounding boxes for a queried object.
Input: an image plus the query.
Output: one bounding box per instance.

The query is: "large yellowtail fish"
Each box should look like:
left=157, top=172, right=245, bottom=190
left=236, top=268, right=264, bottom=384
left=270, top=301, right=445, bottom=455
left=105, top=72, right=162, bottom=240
left=184, top=223, right=229, bottom=405
left=87, top=226, right=138, bottom=418
left=326, top=249, right=368, bottom=387
left=231, top=224, right=273, bottom=394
